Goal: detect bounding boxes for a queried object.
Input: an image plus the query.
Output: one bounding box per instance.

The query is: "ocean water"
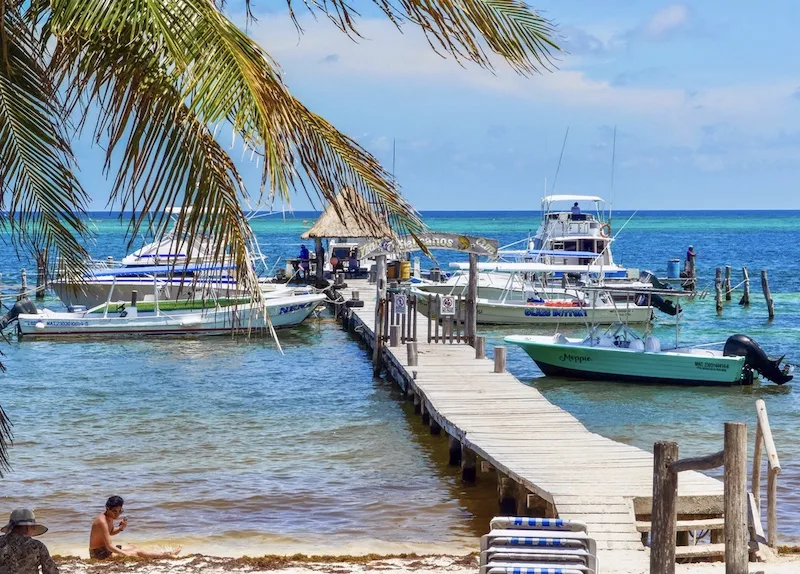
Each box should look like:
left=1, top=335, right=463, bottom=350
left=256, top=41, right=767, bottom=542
left=1, top=210, right=799, bottom=556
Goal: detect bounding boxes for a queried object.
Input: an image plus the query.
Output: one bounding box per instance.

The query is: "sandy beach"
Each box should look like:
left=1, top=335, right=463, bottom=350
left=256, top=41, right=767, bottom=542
left=51, top=552, right=800, bottom=574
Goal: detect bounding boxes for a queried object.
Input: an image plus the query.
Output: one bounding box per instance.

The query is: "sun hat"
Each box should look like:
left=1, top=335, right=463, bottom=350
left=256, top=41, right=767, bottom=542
left=1, top=509, right=49, bottom=536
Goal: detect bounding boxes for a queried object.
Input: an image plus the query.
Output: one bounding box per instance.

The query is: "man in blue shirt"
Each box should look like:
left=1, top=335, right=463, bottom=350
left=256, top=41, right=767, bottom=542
left=299, top=245, right=310, bottom=279
left=571, top=202, right=581, bottom=216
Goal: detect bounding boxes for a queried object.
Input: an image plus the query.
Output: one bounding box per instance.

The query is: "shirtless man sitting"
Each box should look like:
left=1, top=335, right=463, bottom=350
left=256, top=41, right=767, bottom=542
left=89, top=496, right=181, bottom=560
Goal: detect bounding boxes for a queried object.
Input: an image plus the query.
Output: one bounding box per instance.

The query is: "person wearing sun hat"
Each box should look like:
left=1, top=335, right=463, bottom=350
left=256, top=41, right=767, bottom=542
left=0, top=508, right=59, bottom=573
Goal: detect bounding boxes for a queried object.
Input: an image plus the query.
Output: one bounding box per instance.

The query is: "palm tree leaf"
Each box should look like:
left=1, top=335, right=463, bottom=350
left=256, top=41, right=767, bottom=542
left=231, top=0, right=560, bottom=75
left=0, top=3, right=90, bottom=279
left=48, top=0, right=423, bottom=240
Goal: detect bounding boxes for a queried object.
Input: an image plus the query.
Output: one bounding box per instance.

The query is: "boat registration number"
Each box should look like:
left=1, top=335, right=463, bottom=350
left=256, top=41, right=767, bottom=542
left=524, top=309, right=586, bottom=317
left=22, top=320, right=90, bottom=327
left=694, top=361, right=730, bottom=372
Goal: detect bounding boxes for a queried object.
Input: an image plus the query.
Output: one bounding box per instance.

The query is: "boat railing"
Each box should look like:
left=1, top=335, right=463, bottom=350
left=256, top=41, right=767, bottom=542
left=752, top=398, right=780, bottom=546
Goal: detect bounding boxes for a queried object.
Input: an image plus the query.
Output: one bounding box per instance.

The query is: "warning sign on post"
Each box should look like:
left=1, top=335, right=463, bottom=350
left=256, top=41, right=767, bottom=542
left=440, top=296, right=456, bottom=316
left=395, top=294, right=407, bottom=315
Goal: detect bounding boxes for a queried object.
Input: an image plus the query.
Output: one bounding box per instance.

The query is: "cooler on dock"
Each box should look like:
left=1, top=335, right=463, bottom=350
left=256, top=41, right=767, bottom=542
left=667, top=258, right=681, bottom=279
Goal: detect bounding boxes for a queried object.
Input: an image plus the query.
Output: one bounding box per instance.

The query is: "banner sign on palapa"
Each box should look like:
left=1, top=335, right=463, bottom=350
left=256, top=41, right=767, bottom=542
left=360, top=233, right=498, bottom=259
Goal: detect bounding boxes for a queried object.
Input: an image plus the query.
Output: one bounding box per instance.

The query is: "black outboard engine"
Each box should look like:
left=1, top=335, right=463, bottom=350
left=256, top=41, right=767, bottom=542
left=636, top=293, right=681, bottom=316
left=639, top=270, right=671, bottom=291
left=724, top=334, right=793, bottom=385
left=0, top=297, right=38, bottom=330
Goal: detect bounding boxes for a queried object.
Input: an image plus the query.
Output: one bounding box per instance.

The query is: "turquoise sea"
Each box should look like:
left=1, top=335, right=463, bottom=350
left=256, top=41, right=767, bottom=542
left=1, top=210, right=799, bottom=556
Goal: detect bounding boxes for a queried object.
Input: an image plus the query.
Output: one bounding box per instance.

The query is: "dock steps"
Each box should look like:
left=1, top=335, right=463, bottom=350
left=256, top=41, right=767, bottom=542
left=636, top=518, right=725, bottom=532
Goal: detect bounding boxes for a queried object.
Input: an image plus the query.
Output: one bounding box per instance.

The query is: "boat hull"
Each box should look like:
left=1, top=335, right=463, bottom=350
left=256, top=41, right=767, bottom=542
left=506, top=336, right=746, bottom=386
left=17, top=294, right=325, bottom=338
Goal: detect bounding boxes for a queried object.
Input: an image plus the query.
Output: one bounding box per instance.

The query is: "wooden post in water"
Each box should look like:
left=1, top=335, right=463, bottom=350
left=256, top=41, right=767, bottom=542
left=475, top=335, right=486, bottom=360
left=497, top=472, right=517, bottom=515
left=740, top=267, right=750, bottom=307
left=461, top=444, right=477, bottom=482
left=448, top=436, right=461, bottom=466
left=407, top=342, right=418, bottom=366
left=650, top=441, right=679, bottom=574
left=19, top=268, right=27, bottom=301
left=494, top=346, right=506, bottom=373
left=715, top=267, right=723, bottom=315
left=724, top=422, right=748, bottom=574
left=314, top=237, right=324, bottom=284
left=35, top=251, right=47, bottom=300
left=724, top=265, right=732, bottom=301
left=467, top=253, right=478, bottom=345
left=373, top=255, right=387, bottom=373
left=761, top=270, right=774, bottom=320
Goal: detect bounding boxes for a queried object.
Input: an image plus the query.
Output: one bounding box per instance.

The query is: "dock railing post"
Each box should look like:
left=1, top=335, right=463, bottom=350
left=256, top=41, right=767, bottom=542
left=715, top=267, right=723, bottom=314
left=761, top=270, right=774, bottom=320
left=494, top=346, right=506, bottom=373
left=753, top=399, right=780, bottom=547
left=724, top=265, right=732, bottom=301
left=467, top=253, right=478, bottom=345
left=389, top=324, right=400, bottom=347
left=724, top=422, right=748, bottom=574
left=740, top=267, right=750, bottom=307
left=650, top=441, right=679, bottom=574
left=475, top=335, right=486, bottom=360
left=407, top=342, right=418, bottom=366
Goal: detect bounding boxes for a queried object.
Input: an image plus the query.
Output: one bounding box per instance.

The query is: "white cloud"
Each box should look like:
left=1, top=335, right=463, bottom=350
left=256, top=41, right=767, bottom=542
left=641, top=4, right=690, bottom=39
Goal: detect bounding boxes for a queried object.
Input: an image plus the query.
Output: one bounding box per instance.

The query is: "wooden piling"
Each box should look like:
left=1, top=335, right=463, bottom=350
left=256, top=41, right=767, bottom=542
left=389, top=324, right=400, bottom=347
left=761, top=270, right=774, bottom=320
left=407, top=342, right=418, bottom=366
left=497, top=472, right=517, bottom=515
left=314, top=237, right=324, bottom=283
left=715, top=267, right=723, bottom=315
left=494, top=346, right=506, bottom=373
left=475, top=335, right=486, bottom=360
left=739, top=268, right=750, bottom=307
left=724, top=422, right=748, bottom=574
left=372, top=256, right=387, bottom=373
left=19, top=268, right=27, bottom=301
left=413, top=392, right=421, bottom=414
left=420, top=400, right=430, bottom=425
left=724, top=265, right=732, bottom=301
left=430, top=417, right=441, bottom=435
left=461, top=444, right=477, bottom=482
left=650, top=441, right=679, bottom=574
left=35, top=251, right=47, bottom=300
left=448, top=436, right=461, bottom=466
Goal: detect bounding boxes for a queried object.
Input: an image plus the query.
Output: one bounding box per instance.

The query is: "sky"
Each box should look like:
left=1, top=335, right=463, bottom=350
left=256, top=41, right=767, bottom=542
left=76, top=1, right=800, bottom=211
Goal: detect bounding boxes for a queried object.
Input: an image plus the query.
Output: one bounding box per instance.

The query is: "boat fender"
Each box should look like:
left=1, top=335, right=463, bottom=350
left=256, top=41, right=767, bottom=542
left=723, top=334, right=793, bottom=385
left=599, top=223, right=611, bottom=238
left=0, top=297, right=38, bottom=330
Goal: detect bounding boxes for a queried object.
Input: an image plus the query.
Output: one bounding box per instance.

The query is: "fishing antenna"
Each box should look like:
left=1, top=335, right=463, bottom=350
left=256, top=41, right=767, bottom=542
left=550, top=127, right=569, bottom=194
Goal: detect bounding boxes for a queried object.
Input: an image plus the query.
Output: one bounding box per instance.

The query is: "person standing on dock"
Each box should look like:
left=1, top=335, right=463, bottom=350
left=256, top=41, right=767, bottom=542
left=685, top=245, right=697, bottom=277
left=298, top=244, right=311, bottom=280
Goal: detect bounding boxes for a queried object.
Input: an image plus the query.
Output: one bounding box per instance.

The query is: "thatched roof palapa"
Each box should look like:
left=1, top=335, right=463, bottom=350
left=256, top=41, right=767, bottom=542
left=301, top=188, right=393, bottom=239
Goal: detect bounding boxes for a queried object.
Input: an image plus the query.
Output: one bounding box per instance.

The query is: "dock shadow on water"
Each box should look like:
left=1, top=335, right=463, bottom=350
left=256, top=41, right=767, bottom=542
left=1, top=319, right=496, bottom=557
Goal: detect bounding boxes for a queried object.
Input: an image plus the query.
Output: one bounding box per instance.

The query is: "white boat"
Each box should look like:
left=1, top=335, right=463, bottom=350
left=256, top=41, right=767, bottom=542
left=13, top=292, right=325, bottom=337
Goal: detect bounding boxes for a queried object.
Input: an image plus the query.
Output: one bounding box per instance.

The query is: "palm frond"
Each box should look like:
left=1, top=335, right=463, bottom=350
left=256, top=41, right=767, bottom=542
left=0, top=3, right=90, bottom=279
left=238, top=0, right=560, bottom=75
left=48, top=0, right=423, bottom=240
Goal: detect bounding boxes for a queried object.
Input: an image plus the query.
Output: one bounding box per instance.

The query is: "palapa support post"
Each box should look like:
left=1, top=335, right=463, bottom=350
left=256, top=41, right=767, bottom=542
left=650, top=441, right=679, bottom=574
left=494, top=346, right=506, bottom=373
left=467, top=253, right=478, bottom=345
left=475, top=335, right=486, bottom=360
left=497, top=472, right=517, bottom=515
left=740, top=267, right=750, bottom=307
left=407, top=342, right=418, bottom=366
left=372, top=255, right=387, bottom=374
left=715, top=267, right=723, bottom=315
left=724, top=422, right=748, bottom=574
left=761, top=269, right=774, bottom=320
left=725, top=265, right=732, bottom=301
left=461, top=443, right=477, bottom=483
left=314, top=237, right=324, bottom=284
left=389, top=324, right=401, bottom=348
left=448, top=436, right=461, bottom=466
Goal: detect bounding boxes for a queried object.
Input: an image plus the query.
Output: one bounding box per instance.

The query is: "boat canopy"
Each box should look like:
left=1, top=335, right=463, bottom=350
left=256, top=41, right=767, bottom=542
left=88, top=263, right=235, bottom=278
left=541, top=194, right=604, bottom=205
left=449, top=261, right=626, bottom=273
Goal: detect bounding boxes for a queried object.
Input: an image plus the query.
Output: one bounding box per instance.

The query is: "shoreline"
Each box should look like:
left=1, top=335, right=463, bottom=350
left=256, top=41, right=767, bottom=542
left=50, top=551, right=800, bottom=574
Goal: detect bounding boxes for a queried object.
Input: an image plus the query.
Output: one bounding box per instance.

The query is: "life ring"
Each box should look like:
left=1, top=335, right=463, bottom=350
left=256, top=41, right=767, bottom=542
left=330, top=256, right=339, bottom=267
left=599, top=223, right=611, bottom=238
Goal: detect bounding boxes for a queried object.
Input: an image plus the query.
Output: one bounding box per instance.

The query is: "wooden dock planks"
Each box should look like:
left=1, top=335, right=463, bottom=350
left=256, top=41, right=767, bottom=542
left=339, top=281, right=723, bottom=552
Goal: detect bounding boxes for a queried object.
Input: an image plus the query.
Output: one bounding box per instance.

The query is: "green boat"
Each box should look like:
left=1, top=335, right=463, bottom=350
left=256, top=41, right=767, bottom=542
left=506, top=323, right=793, bottom=386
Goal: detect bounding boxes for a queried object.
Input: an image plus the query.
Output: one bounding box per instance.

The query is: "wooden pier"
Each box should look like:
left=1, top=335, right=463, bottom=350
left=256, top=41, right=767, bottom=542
left=335, top=279, right=725, bottom=558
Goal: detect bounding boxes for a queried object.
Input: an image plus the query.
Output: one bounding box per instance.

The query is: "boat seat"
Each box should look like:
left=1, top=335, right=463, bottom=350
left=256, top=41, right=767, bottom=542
left=598, top=336, right=615, bottom=347
left=629, top=339, right=645, bottom=352
left=553, top=333, right=568, bottom=345
left=644, top=336, right=661, bottom=353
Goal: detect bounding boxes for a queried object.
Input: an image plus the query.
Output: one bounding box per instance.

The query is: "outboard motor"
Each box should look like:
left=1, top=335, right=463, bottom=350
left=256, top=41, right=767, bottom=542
left=724, top=334, right=793, bottom=385
left=639, top=270, right=671, bottom=291
left=636, top=293, right=681, bottom=316
left=0, top=297, right=38, bottom=330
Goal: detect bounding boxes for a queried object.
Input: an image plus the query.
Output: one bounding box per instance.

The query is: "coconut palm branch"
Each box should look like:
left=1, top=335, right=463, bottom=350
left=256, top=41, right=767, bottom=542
left=0, top=2, right=90, bottom=277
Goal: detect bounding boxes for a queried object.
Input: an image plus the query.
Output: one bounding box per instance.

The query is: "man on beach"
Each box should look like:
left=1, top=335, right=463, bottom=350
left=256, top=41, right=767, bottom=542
left=89, top=496, right=180, bottom=560
left=0, top=508, right=59, bottom=574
